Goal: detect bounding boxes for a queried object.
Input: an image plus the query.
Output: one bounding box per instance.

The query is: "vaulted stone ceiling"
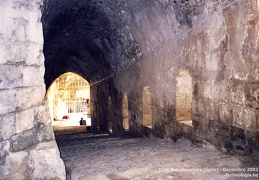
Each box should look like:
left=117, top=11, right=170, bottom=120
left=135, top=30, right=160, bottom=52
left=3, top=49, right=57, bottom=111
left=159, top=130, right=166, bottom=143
left=42, top=0, right=201, bottom=88
left=42, top=0, right=143, bottom=88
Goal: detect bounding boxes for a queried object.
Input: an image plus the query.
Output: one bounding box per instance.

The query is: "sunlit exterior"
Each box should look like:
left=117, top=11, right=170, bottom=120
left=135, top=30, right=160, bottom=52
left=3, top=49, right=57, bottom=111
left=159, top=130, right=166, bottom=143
left=46, top=72, right=91, bottom=125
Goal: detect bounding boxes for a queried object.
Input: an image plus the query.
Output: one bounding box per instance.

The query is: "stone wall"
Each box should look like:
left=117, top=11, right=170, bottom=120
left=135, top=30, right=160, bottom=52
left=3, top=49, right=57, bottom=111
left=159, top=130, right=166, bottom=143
left=0, top=0, right=65, bottom=179
left=40, top=0, right=258, bottom=156
left=106, top=0, right=259, bottom=154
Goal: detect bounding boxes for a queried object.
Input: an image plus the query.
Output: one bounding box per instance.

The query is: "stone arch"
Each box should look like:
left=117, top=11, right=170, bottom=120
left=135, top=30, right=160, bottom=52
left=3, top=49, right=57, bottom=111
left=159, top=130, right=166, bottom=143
left=46, top=72, right=91, bottom=125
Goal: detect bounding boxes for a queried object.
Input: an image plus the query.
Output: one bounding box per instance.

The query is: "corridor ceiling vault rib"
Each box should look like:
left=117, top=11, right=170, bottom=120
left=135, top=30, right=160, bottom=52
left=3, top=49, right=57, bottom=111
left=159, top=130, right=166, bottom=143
left=42, top=0, right=146, bottom=88
left=42, top=0, right=197, bottom=87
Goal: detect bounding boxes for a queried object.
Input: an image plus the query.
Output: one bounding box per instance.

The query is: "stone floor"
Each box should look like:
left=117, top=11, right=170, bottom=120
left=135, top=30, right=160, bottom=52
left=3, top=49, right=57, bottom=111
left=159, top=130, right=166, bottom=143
left=53, top=126, right=259, bottom=180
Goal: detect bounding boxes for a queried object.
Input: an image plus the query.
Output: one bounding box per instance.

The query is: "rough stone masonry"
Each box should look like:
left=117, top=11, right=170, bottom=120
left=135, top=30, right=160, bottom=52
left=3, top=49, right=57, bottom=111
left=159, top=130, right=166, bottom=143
left=42, top=0, right=259, bottom=155
left=1, top=0, right=259, bottom=179
left=0, top=0, right=65, bottom=179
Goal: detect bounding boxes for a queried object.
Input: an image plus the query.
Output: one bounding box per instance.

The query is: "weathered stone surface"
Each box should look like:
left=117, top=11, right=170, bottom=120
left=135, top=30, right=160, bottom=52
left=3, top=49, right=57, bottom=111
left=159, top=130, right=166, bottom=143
left=218, top=102, right=233, bottom=125
left=0, top=150, right=29, bottom=179
left=34, top=105, right=55, bottom=142
left=0, top=89, right=17, bottom=115
left=0, top=0, right=42, bottom=22
left=0, top=87, right=45, bottom=115
left=245, top=83, right=259, bottom=108
left=1, top=141, right=65, bottom=180
left=23, top=66, right=45, bottom=86
left=0, top=114, right=15, bottom=140
left=0, top=0, right=66, bottom=178
left=0, top=64, right=23, bottom=89
left=16, top=86, right=45, bottom=111
left=10, top=129, right=37, bottom=152
left=29, top=141, right=66, bottom=180
left=15, top=109, right=34, bottom=134
left=233, top=106, right=257, bottom=131
left=2, top=1, right=259, bottom=179
left=0, top=140, right=10, bottom=165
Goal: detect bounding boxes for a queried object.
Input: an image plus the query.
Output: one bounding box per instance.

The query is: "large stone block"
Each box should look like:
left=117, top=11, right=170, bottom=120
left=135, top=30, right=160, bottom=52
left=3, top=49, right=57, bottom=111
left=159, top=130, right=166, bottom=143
left=0, top=64, right=23, bottom=89
left=200, top=81, right=213, bottom=99
left=204, top=99, right=218, bottom=121
left=34, top=105, right=54, bottom=142
left=23, top=66, right=45, bottom=86
left=0, top=140, right=10, bottom=165
left=0, top=150, right=28, bottom=179
left=251, top=57, right=259, bottom=82
left=229, top=80, right=245, bottom=105
left=35, top=122, right=54, bottom=142
left=25, top=43, right=44, bottom=66
left=212, top=81, right=221, bottom=101
left=25, top=21, right=44, bottom=44
left=0, top=113, right=15, bottom=140
left=232, top=105, right=244, bottom=127
left=218, top=102, right=233, bottom=125
left=196, top=98, right=206, bottom=118
left=0, top=0, right=42, bottom=22
left=34, top=105, right=52, bottom=124
left=242, top=108, right=257, bottom=131
left=11, top=18, right=27, bottom=42
left=3, top=41, right=27, bottom=62
left=10, top=129, right=37, bottom=152
left=192, top=97, right=199, bottom=112
left=0, top=38, right=5, bottom=64
left=16, top=86, right=45, bottom=111
left=0, top=87, right=44, bottom=114
left=205, top=53, right=218, bottom=71
left=0, top=89, right=17, bottom=115
left=245, top=83, right=259, bottom=109
left=0, top=17, right=17, bottom=41
left=218, top=81, right=230, bottom=103
left=15, top=108, right=34, bottom=133
left=1, top=141, right=65, bottom=180
left=0, top=39, right=42, bottom=67
left=29, top=141, right=66, bottom=180
left=232, top=105, right=257, bottom=131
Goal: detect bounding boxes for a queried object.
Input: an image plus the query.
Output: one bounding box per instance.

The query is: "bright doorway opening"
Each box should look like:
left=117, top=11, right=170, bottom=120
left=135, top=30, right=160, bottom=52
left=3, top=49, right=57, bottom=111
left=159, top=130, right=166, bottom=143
left=46, top=72, right=91, bottom=127
left=176, top=69, right=193, bottom=126
left=122, top=92, right=129, bottom=131
left=142, top=86, right=153, bottom=128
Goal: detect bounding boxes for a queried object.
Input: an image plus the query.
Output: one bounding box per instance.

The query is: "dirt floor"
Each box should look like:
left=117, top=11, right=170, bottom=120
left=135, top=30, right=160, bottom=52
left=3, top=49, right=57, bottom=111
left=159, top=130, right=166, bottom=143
left=53, top=126, right=259, bottom=180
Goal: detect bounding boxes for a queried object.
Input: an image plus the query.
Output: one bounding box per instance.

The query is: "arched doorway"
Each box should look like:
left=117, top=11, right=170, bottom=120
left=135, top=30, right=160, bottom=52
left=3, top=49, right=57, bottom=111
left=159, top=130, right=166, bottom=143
left=46, top=72, right=91, bottom=127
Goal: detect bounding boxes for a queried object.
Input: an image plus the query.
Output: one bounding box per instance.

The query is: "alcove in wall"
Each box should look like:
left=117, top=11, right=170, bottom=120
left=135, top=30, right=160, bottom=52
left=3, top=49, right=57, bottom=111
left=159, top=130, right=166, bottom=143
left=142, top=86, right=153, bottom=128
left=176, top=69, right=192, bottom=126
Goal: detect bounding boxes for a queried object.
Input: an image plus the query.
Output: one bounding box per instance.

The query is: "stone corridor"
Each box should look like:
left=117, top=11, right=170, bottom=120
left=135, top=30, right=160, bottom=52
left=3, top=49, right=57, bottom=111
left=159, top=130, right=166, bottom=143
left=54, top=126, right=259, bottom=180
left=2, top=0, right=259, bottom=179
